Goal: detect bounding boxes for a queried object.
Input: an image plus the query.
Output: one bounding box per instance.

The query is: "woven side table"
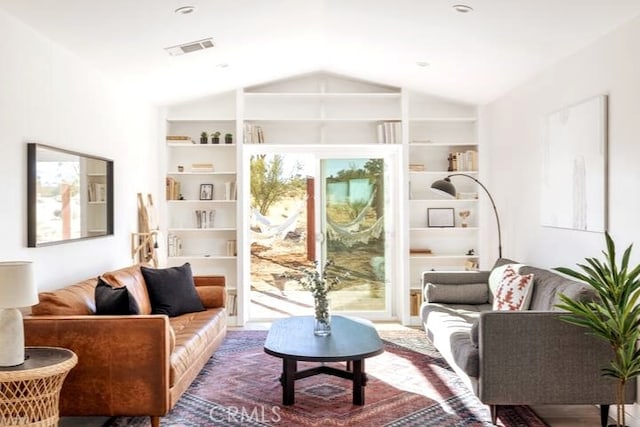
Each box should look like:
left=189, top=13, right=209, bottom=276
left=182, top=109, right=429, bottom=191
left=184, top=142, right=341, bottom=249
left=0, top=347, right=77, bottom=427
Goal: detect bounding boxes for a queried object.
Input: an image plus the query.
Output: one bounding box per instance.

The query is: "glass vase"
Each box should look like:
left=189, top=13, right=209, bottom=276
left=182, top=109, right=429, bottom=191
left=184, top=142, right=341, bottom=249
left=313, top=296, right=331, bottom=337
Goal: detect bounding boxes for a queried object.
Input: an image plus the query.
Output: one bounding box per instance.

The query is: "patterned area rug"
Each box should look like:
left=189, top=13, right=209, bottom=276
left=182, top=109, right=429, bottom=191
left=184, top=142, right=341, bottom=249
left=104, top=329, right=548, bottom=427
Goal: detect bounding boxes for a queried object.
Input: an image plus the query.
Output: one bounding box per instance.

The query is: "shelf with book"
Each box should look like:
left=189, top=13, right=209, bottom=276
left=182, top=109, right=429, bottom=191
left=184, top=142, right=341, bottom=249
left=165, top=114, right=239, bottom=315
left=243, top=75, right=401, bottom=146
left=406, top=91, right=480, bottom=309
left=242, top=119, right=401, bottom=145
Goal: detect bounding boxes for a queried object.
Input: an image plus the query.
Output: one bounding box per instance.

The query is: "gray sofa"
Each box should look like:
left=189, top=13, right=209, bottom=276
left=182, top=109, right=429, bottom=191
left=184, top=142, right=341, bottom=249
left=420, top=258, right=636, bottom=427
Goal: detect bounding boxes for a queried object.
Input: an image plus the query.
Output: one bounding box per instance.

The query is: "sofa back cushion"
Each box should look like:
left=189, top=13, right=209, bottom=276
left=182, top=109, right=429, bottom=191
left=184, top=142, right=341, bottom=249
left=141, top=263, right=205, bottom=316
left=102, top=264, right=152, bottom=315
left=519, top=266, right=597, bottom=311
left=194, top=276, right=226, bottom=308
left=32, top=277, right=97, bottom=315
left=95, top=276, right=141, bottom=315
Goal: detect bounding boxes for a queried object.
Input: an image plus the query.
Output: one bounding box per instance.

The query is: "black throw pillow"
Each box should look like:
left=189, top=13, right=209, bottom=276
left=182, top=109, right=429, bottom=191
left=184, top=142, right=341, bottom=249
left=141, top=263, right=205, bottom=317
left=95, top=276, right=141, bottom=315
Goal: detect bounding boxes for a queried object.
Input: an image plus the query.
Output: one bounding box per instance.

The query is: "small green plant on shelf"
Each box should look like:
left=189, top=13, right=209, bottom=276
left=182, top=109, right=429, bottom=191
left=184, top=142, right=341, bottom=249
left=225, top=133, right=233, bottom=144
left=211, top=132, right=221, bottom=144
left=200, top=132, right=208, bottom=144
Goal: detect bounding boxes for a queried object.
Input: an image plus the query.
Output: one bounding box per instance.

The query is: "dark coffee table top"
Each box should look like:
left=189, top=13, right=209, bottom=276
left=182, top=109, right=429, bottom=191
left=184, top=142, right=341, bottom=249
left=264, top=315, right=384, bottom=362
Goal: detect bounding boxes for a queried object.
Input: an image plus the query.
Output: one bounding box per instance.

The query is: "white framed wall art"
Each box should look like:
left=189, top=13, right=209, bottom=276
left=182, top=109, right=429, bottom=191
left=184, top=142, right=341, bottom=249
left=541, top=94, right=608, bottom=232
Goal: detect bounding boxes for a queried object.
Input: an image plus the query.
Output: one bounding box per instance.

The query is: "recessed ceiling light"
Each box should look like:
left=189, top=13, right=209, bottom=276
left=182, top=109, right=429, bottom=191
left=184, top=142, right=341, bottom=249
left=416, top=61, right=430, bottom=68
left=217, top=63, right=229, bottom=68
left=175, top=6, right=196, bottom=15
left=452, top=4, right=473, bottom=13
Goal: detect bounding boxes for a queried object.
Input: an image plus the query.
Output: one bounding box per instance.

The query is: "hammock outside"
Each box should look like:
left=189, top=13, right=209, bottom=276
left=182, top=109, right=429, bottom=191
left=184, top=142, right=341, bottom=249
left=250, top=202, right=305, bottom=244
left=327, top=215, right=384, bottom=248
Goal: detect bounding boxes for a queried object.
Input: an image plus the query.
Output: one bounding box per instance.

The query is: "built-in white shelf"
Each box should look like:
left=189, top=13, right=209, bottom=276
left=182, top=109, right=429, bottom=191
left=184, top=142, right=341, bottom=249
left=409, top=170, right=478, bottom=175
left=168, top=228, right=236, bottom=232
left=167, top=142, right=237, bottom=147
left=167, top=200, right=236, bottom=205
left=410, top=199, right=478, bottom=203
left=244, top=92, right=400, bottom=99
left=410, top=254, right=480, bottom=259
left=168, top=255, right=237, bottom=260
left=409, top=117, right=477, bottom=122
left=410, top=141, right=478, bottom=146
left=166, top=171, right=235, bottom=176
left=410, top=227, right=479, bottom=232
left=244, top=118, right=401, bottom=122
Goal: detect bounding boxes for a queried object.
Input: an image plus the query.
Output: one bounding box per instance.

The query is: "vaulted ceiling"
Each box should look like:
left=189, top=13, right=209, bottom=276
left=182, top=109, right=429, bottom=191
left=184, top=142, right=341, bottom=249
left=1, top=0, right=639, bottom=106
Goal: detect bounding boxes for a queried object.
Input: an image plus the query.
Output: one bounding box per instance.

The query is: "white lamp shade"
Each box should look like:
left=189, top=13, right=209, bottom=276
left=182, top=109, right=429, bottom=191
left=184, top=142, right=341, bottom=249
left=0, top=261, right=38, bottom=308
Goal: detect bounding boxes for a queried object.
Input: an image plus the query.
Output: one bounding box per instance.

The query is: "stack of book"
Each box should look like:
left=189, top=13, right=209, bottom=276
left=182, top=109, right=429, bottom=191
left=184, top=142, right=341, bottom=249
left=410, top=290, right=422, bottom=316
left=224, top=181, right=237, bottom=201
left=448, top=150, right=478, bottom=171
left=195, top=210, right=216, bottom=228
left=376, top=121, right=402, bottom=144
left=409, top=163, right=425, bottom=172
left=166, top=177, right=181, bottom=200
left=226, top=240, right=237, bottom=256
left=88, top=183, right=106, bottom=202
left=191, top=163, right=214, bottom=172
left=226, top=291, right=237, bottom=316
left=167, top=234, right=182, bottom=257
left=244, top=124, right=265, bottom=144
left=166, top=135, right=193, bottom=144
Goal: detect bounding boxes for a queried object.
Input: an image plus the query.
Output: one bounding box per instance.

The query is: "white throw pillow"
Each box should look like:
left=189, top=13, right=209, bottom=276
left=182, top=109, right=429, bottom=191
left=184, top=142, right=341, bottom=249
left=492, top=265, right=534, bottom=311
left=488, top=263, right=524, bottom=297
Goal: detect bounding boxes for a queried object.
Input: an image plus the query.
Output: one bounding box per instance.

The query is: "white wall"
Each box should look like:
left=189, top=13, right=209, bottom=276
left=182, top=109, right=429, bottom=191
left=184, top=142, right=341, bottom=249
left=480, top=13, right=640, bottom=270
left=0, top=10, right=159, bottom=291
left=481, top=13, right=640, bottom=425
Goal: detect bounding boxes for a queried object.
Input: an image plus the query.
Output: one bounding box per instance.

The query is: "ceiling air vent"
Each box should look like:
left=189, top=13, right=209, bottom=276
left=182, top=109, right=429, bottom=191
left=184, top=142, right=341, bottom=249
left=165, top=38, right=214, bottom=56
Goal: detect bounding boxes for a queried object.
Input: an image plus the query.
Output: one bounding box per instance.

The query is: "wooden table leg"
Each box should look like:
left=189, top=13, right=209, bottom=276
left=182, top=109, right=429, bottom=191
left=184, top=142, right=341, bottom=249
left=352, top=359, right=365, bottom=405
left=282, top=358, right=297, bottom=405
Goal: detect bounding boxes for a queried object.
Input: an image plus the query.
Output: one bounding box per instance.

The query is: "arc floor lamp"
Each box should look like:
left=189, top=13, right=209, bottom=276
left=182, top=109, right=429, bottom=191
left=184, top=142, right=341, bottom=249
left=430, top=174, right=502, bottom=259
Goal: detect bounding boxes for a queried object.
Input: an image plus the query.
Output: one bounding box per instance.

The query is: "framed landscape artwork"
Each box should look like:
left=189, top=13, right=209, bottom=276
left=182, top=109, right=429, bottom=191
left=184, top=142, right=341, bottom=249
left=541, top=94, right=608, bottom=232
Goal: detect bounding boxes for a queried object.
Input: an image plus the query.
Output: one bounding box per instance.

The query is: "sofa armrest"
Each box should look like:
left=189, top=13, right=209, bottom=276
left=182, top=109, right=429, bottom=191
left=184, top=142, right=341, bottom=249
left=194, top=275, right=226, bottom=308
left=478, top=311, right=636, bottom=405
left=24, top=315, right=171, bottom=417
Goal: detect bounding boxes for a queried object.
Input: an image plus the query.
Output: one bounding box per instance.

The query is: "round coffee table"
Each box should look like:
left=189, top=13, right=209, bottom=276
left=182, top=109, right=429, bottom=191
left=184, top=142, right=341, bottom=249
left=264, top=315, right=384, bottom=405
left=0, top=347, right=77, bottom=426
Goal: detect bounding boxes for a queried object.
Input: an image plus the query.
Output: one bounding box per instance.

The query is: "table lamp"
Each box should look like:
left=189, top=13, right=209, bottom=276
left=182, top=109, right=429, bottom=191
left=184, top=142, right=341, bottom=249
left=0, top=261, right=38, bottom=367
left=431, top=174, right=503, bottom=258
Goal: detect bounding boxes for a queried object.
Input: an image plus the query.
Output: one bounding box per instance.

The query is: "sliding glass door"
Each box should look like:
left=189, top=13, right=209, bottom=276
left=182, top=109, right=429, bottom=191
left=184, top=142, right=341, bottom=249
left=247, top=145, right=398, bottom=320
left=321, top=158, right=388, bottom=314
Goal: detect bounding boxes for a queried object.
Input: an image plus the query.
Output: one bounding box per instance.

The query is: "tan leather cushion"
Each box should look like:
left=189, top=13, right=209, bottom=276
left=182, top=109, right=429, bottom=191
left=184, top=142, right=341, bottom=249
left=102, top=264, right=152, bottom=315
left=32, top=278, right=97, bottom=315
left=195, top=286, right=225, bottom=309
left=169, top=308, right=225, bottom=386
left=194, top=276, right=225, bottom=309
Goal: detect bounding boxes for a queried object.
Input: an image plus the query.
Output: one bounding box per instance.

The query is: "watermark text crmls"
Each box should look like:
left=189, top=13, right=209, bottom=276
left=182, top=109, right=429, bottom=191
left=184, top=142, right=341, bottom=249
left=210, top=404, right=282, bottom=424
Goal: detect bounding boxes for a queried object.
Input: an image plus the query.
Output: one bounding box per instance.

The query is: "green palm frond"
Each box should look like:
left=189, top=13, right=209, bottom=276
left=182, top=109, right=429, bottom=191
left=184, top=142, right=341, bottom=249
left=554, top=232, right=640, bottom=426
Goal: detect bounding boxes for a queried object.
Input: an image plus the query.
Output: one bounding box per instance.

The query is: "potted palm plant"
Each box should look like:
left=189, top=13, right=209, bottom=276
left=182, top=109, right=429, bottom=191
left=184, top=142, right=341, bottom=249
left=555, top=232, right=640, bottom=427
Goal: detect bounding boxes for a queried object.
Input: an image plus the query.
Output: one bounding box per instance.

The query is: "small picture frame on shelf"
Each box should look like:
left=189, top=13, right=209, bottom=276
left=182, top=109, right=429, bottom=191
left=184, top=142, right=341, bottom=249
left=199, top=184, right=214, bottom=200
left=427, top=208, right=455, bottom=228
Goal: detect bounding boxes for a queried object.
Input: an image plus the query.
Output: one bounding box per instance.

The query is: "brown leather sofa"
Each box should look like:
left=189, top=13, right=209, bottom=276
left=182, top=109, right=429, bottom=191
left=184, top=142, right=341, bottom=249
left=24, top=264, right=227, bottom=427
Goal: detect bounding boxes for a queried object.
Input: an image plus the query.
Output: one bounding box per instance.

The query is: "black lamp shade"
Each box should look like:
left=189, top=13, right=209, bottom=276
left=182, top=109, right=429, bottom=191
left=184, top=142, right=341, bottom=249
left=430, top=178, right=456, bottom=198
